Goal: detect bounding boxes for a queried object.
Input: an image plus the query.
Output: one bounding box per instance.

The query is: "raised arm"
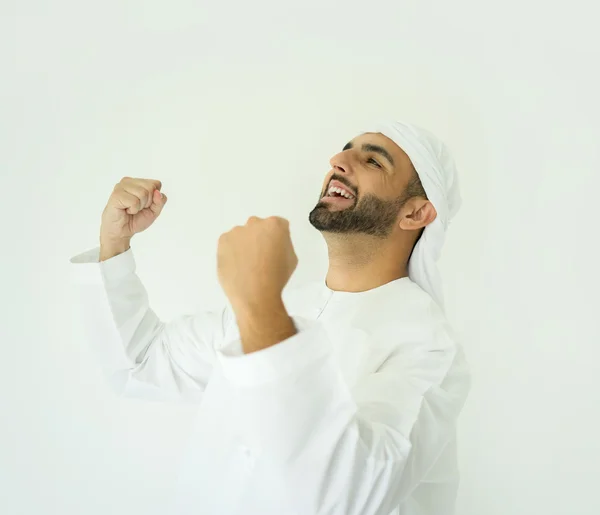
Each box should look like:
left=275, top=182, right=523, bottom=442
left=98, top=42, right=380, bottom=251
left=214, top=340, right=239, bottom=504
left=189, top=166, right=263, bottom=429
left=70, top=178, right=232, bottom=403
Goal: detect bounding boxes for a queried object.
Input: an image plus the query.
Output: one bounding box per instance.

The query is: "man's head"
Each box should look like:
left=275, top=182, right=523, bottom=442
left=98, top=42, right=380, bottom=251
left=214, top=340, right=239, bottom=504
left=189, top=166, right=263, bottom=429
left=309, top=132, right=437, bottom=246
left=310, top=122, right=461, bottom=308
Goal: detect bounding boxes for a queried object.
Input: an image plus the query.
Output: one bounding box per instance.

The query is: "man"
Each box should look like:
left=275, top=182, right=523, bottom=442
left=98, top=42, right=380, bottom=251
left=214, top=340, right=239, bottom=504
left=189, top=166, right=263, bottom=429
left=70, top=120, right=470, bottom=515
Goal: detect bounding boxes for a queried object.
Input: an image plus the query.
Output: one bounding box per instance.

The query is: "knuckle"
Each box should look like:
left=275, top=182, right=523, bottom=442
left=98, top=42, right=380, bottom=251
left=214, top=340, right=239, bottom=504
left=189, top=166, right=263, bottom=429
left=112, top=190, right=125, bottom=202
left=268, top=216, right=287, bottom=227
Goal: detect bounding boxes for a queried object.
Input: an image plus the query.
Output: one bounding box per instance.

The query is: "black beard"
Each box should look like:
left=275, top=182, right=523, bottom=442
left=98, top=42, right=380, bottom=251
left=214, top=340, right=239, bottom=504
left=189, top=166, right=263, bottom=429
left=309, top=193, right=407, bottom=239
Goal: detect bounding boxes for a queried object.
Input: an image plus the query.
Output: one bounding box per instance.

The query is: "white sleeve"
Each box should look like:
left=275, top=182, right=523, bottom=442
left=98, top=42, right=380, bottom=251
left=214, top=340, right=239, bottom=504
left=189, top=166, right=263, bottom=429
left=216, top=321, right=470, bottom=514
left=70, top=247, right=232, bottom=404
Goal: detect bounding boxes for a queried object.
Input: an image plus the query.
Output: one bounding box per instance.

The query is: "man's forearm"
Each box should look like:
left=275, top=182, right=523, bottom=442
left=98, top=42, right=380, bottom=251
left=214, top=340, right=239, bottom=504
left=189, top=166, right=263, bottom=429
left=235, top=298, right=297, bottom=354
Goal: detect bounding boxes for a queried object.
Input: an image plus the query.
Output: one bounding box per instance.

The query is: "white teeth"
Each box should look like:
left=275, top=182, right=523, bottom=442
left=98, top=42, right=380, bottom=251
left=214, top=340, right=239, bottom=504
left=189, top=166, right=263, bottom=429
left=327, top=186, right=355, bottom=199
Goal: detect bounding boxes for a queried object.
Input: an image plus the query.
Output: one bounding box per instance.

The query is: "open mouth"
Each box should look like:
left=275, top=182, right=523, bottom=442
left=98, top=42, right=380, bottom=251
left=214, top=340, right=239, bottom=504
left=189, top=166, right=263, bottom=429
left=321, top=180, right=356, bottom=207
left=322, top=192, right=355, bottom=209
left=324, top=181, right=356, bottom=200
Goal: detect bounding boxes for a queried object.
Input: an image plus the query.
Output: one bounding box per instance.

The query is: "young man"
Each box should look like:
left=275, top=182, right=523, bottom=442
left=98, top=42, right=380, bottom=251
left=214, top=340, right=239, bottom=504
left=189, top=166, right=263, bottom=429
left=70, top=120, right=470, bottom=515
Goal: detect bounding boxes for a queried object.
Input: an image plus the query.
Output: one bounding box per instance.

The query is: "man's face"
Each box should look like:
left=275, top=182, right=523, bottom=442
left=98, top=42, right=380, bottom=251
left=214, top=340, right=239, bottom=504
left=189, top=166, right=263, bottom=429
left=309, top=132, right=416, bottom=238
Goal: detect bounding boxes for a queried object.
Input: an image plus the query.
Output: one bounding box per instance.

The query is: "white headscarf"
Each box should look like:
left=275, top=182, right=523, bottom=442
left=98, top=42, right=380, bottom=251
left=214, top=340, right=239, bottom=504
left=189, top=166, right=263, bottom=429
left=360, top=121, right=461, bottom=309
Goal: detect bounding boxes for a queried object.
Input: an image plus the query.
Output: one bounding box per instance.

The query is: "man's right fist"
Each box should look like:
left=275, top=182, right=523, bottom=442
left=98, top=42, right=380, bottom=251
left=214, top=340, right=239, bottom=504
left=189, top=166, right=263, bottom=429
left=99, top=177, right=167, bottom=260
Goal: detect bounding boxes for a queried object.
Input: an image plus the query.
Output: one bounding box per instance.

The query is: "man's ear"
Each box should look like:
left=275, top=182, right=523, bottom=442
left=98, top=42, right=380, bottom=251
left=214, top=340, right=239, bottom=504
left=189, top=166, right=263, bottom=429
left=398, top=198, right=437, bottom=231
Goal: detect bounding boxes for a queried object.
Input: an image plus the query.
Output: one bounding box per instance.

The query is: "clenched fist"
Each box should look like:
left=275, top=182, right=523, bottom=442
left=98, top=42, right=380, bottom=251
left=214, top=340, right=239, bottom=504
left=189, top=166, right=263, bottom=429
left=100, top=177, right=167, bottom=261
left=217, top=216, right=298, bottom=315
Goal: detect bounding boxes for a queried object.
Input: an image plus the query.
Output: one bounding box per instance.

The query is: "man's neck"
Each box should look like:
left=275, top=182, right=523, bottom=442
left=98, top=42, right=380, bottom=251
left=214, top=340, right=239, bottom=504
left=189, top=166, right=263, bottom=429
left=323, top=233, right=410, bottom=293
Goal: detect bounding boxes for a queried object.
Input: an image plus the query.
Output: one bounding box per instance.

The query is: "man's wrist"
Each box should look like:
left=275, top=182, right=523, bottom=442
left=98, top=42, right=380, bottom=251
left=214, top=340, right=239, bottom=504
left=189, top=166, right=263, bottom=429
left=99, top=238, right=131, bottom=262
left=234, top=297, right=297, bottom=354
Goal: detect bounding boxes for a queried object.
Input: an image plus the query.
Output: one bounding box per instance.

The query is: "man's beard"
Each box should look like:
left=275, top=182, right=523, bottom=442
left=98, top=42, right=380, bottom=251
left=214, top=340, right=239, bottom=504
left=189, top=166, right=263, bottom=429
left=309, top=191, right=408, bottom=239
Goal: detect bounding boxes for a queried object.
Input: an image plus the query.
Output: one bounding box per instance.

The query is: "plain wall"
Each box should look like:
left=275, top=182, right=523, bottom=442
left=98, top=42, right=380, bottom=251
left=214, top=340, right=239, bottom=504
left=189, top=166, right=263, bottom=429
left=2, top=1, right=599, bottom=514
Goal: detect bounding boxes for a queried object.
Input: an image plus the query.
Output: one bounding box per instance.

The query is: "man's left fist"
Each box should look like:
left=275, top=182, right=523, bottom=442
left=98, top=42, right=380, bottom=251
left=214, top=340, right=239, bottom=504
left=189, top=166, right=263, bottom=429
left=217, top=216, right=298, bottom=312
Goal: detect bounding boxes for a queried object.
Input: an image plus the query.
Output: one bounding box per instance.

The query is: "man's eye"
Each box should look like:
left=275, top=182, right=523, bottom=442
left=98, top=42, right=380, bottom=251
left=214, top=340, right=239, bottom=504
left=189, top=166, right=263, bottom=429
left=368, top=158, right=381, bottom=168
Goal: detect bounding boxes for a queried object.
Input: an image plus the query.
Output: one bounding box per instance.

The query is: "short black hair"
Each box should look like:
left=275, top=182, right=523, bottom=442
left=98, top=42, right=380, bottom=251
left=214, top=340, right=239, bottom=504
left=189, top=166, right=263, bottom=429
left=405, top=167, right=428, bottom=200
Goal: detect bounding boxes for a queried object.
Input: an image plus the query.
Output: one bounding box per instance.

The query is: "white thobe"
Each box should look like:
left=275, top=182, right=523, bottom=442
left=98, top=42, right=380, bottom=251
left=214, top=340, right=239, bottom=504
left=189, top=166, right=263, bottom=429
left=70, top=247, right=470, bottom=515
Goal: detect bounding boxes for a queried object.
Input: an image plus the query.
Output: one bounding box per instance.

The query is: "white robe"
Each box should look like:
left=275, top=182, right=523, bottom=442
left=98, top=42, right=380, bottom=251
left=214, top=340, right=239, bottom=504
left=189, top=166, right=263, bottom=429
left=70, top=247, right=470, bottom=515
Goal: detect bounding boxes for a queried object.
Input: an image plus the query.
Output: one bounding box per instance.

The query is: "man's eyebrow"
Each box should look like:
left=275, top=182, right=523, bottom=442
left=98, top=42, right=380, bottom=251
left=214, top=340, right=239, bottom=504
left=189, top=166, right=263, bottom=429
left=342, top=141, right=395, bottom=167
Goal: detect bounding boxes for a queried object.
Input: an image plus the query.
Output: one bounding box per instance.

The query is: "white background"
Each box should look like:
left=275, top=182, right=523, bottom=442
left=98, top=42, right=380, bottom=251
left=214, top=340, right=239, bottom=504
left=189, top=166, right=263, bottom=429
left=2, top=1, right=599, bottom=514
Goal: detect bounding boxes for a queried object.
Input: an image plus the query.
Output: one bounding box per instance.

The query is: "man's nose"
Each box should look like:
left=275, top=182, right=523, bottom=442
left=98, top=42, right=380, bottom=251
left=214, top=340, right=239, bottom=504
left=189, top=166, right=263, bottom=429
left=329, top=150, right=354, bottom=175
